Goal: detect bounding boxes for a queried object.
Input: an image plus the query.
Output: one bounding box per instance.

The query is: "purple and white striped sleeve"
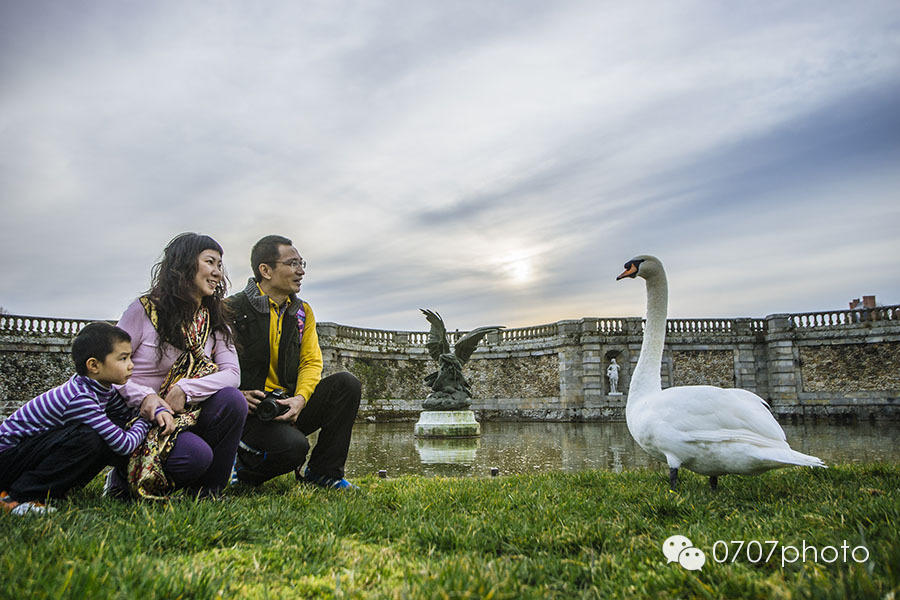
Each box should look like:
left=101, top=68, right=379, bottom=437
left=67, top=395, right=152, bottom=455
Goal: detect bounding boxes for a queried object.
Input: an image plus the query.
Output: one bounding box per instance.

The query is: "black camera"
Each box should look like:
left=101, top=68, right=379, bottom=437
left=256, top=388, right=290, bottom=421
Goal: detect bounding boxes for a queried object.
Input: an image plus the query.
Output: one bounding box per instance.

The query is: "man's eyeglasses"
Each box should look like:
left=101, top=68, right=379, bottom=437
left=272, top=258, right=306, bottom=271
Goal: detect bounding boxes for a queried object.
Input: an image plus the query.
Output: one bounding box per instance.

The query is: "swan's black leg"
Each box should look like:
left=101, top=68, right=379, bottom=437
left=669, top=467, right=678, bottom=490
left=709, top=476, right=718, bottom=490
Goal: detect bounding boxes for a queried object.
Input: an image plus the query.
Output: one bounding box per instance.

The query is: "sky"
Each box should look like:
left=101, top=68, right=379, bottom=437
left=1, top=1, right=899, bottom=331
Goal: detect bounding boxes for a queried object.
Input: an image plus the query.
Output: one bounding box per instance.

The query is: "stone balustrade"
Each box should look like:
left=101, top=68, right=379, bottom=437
left=791, top=306, right=899, bottom=328
left=0, top=312, right=785, bottom=344
left=335, top=324, right=397, bottom=344
left=666, top=319, right=734, bottom=335
left=582, top=318, right=626, bottom=334
left=2, top=305, right=899, bottom=422
left=0, top=314, right=108, bottom=336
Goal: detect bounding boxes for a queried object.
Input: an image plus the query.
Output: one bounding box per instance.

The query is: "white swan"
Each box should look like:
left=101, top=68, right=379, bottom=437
left=617, top=255, right=825, bottom=490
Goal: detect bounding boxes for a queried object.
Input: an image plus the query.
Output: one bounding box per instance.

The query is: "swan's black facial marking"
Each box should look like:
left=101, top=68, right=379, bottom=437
left=616, top=258, right=644, bottom=280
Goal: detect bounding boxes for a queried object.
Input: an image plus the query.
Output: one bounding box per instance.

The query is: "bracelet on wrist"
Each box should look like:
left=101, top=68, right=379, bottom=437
left=153, top=406, right=174, bottom=417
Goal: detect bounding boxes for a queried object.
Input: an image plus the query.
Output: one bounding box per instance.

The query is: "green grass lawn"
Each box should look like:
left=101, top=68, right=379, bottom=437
left=1, top=464, right=898, bottom=599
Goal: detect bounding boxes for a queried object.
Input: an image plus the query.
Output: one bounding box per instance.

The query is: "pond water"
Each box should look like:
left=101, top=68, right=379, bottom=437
left=341, top=421, right=900, bottom=479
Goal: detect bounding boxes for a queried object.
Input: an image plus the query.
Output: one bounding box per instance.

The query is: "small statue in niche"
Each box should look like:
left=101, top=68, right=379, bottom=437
left=607, top=358, right=621, bottom=395
left=421, top=309, right=503, bottom=410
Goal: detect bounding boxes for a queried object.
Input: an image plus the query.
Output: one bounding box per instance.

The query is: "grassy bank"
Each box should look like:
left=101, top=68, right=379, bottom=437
left=1, top=464, right=898, bottom=599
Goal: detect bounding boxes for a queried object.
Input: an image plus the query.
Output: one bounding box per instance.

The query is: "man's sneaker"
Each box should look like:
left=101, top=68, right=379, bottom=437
left=301, top=467, right=358, bottom=490
left=1, top=491, right=56, bottom=515
left=230, top=442, right=262, bottom=487
left=103, top=468, right=131, bottom=501
left=229, top=456, right=252, bottom=488
left=229, top=455, right=240, bottom=486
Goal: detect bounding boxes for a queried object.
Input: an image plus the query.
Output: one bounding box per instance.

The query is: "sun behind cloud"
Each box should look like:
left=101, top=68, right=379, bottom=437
left=498, top=251, right=535, bottom=286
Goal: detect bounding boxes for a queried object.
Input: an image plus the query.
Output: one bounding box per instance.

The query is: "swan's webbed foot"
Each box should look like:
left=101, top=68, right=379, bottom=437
left=668, top=467, right=678, bottom=490
left=709, top=476, right=718, bottom=490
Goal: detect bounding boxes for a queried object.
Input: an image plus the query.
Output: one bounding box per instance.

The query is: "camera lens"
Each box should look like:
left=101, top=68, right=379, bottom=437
left=256, top=398, right=278, bottom=421
left=256, top=390, right=290, bottom=422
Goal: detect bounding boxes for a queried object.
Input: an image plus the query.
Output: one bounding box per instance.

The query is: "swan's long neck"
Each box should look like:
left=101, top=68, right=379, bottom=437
left=628, top=271, right=667, bottom=401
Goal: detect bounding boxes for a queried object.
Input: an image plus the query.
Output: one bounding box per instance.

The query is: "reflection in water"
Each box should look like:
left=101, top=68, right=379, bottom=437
left=415, top=437, right=480, bottom=465
left=344, top=421, right=900, bottom=479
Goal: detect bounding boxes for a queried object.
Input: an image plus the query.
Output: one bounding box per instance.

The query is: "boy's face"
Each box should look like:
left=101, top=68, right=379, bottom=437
left=92, top=340, right=134, bottom=386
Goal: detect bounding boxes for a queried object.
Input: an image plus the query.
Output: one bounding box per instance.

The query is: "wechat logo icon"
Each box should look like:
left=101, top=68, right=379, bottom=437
left=663, top=535, right=706, bottom=571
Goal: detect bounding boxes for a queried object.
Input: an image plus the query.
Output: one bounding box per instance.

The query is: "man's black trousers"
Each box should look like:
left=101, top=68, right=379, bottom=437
left=236, top=372, right=361, bottom=485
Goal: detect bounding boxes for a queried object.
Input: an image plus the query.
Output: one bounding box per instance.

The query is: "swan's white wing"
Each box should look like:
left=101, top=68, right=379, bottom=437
left=720, top=388, right=787, bottom=442
left=644, top=386, right=787, bottom=443
left=682, top=428, right=788, bottom=447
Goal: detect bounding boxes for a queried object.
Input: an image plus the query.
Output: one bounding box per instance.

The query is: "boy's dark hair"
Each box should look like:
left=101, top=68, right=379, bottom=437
left=251, top=235, right=293, bottom=282
left=72, top=322, right=132, bottom=376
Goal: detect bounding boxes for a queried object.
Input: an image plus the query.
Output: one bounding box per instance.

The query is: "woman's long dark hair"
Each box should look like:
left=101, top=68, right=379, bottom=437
left=146, top=232, right=233, bottom=353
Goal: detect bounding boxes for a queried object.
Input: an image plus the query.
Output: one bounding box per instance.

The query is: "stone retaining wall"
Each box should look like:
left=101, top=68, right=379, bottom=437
left=0, top=333, right=73, bottom=419
left=671, top=350, right=734, bottom=388
left=799, top=342, right=900, bottom=392
left=2, top=306, right=899, bottom=422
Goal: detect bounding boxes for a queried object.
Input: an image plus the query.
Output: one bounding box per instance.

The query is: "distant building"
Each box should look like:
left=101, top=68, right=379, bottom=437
left=849, top=295, right=877, bottom=310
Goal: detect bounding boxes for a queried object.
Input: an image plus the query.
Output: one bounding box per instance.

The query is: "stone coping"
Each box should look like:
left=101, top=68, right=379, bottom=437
left=2, top=305, right=897, bottom=345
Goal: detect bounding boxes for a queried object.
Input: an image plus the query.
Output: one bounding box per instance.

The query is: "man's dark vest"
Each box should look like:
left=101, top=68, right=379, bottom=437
left=227, top=292, right=302, bottom=393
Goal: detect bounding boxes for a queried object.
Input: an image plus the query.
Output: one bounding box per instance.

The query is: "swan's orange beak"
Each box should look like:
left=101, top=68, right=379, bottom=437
left=617, top=263, right=639, bottom=280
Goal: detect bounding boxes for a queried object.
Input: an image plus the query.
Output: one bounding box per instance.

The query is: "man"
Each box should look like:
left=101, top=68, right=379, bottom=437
left=227, top=235, right=361, bottom=489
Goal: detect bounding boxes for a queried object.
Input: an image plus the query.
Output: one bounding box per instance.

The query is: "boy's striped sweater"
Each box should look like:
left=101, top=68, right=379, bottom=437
left=0, top=374, right=150, bottom=455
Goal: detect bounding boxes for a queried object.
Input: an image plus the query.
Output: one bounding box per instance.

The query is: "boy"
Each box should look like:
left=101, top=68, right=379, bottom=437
left=0, top=322, right=156, bottom=514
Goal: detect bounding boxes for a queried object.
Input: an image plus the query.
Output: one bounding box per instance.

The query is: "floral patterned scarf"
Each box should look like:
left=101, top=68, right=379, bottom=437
left=127, top=296, right=219, bottom=499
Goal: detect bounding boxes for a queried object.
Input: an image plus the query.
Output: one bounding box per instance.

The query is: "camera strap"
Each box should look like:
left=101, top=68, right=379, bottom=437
left=238, top=440, right=265, bottom=457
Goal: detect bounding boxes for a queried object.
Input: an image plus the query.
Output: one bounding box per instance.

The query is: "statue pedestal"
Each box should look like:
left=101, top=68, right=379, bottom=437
left=609, top=392, right=622, bottom=396
left=414, top=410, right=481, bottom=438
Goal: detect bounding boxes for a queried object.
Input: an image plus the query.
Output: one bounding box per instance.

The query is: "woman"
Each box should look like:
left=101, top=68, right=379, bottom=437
left=113, top=232, right=247, bottom=498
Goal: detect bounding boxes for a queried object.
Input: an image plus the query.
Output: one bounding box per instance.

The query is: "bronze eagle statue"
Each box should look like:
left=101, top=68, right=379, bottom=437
left=420, top=309, right=503, bottom=410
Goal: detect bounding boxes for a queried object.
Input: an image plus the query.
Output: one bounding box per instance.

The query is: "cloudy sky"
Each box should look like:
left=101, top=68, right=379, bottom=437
left=2, top=1, right=899, bottom=331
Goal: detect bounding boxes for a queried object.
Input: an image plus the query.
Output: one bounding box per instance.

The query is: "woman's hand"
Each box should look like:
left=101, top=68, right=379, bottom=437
left=274, top=395, right=307, bottom=424
left=140, top=394, right=176, bottom=435
left=241, top=390, right=266, bottom=413
left=164, top=385, right=187, bottom=414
